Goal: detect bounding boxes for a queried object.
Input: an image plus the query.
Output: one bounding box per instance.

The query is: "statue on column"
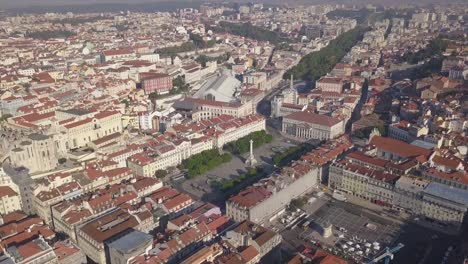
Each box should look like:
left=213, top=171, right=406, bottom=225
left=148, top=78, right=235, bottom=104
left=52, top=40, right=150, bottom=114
left=245, top=139, right=257, bottom=167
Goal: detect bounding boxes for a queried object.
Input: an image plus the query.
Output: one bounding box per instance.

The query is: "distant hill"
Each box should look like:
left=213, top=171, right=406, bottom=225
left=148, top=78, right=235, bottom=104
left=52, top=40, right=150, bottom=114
left=2, top=0, right=465, bottom=14
left=3, top=1, right=203, bottom=13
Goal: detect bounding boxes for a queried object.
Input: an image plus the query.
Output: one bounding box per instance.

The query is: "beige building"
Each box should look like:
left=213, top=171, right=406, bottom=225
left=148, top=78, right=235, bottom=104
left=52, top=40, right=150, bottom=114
left=60, top=111, right=123, bottom=150
left=328, top=160, right=399, bottom=205
left=243, top=71, right=269, bottom=90
left=330, top=159, right=468, bottom=233
left=420, top=183, right=468, bottom=230
left=174, top=97, right=254, bottom=121
left=128, top=139, right=191, bottom=177
left=282, top=112, right=345, bottom=140
left=0, top=186, right=22, bottom=215
left=227, top=164, right=318, bottom=223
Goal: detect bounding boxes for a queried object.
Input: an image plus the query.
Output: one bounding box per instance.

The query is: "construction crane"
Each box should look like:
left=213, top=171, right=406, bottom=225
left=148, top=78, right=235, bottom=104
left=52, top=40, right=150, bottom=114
left=366, top=243, right=404, bottom=264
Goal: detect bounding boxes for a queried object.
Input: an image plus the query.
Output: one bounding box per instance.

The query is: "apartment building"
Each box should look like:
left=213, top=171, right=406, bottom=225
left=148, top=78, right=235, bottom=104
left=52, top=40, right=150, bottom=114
left=61, top=111, right=123, bottom=150
left=227, top=163, right=318, bottom=223
left=53, top=241, right=87, bottom=264
left=4, top=237, right=58, bottom=264
left=368, top=135, right=433, bottom=163
left=329, top=159, right=468, bottom=232
left=0, top=186, right=21, bottom=215
left=77, top=209, right=153, bottom=264
left=101, top=48, right=136, bottom=62
left=108, top=230, right=153, bottom=264
left=140, top=72, right=173, bottom=95
left=328, top=160, right=400, bottom=206
left=316, top=77, right=344, bottom=93
left=243, top=71, right=269, bottom=91
left=127, top=139, right=191, bottom=177
left=130, top=222, right=213, bottom=264
left=222, top=220, right=282, bottom=263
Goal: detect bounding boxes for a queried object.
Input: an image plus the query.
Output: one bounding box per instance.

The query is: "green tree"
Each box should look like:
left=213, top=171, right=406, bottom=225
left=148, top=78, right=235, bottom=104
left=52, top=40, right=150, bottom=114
left=25, top=30, right=76, bottom=40
left=155, top=170, right=168, bottom=179
left=182, top=149, right=232, bottom=178
left=209, top=21, right=290, bottom=45
left=155, top=42, right=196, bottom=56
left=224, top=130, right=273, bottom=154
left=0, top=114, right=12, bottom=122
left=402, top=37, right=448, bottom=64
left=289, top=197, right=307, bottom=211
left=285, top=27, right=366, bottom=81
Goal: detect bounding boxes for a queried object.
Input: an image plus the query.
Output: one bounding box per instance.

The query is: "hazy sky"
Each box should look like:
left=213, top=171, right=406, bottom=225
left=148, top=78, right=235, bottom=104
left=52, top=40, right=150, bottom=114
left=0, top=0, right=463, bottom=10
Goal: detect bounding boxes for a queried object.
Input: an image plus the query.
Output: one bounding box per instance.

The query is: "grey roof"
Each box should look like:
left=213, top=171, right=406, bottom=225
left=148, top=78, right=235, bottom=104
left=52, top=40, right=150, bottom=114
left=424, top=182, right=468, bottom=206
left=194, top=71, right=241, bottom=102
left=173, top=99, right=196, bottom=111
left=28, top=133, right=49, bottom=141
left=107, top=229, right=153, bottom=254
left=59, top=108, right=91, bottom=116
left=410, top=140, right=435, bottom=150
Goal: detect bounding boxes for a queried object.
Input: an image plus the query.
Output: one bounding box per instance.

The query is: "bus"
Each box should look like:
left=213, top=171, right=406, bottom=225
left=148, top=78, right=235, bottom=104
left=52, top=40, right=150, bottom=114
left=332, top=190, right=347, bottom=202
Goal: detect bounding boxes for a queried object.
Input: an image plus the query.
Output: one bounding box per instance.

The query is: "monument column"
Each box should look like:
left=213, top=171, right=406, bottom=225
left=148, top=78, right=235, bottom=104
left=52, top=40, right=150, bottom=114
left=246, top=139, right=257, bottom=166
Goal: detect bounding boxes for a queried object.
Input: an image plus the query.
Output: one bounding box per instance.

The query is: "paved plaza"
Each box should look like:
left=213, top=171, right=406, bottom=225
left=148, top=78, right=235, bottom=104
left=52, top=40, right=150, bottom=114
left=312, top=206, right=400, bottom=245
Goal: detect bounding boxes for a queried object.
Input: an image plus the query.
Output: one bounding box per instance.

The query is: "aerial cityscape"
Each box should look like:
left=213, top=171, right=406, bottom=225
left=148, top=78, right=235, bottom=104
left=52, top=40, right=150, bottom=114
left=0, top=1, right=466, bottom=264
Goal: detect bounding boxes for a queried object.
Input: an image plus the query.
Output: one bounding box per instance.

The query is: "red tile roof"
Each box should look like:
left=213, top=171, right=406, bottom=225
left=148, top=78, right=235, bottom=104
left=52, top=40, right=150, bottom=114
left=285, top=111, right=342, bottom=127
left=369, top=136, right=432, bottom=161
left=0, top=186, right=18, bottom=199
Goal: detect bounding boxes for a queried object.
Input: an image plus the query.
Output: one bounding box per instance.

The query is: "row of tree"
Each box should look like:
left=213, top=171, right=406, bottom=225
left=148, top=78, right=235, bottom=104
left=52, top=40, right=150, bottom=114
left=156, top=42, right=197, bottom=56
left=284, top=27, right=366, bottom=81
left=224, top=130, right=273, bottom=155
left=210, top=167, right=264, bottom=192
left=182, top=149, right=232, bottom=179
left=50, top=16, right=112, bottom=25
left=156, top=35, right=217, bottom=56
left=272, top=143, right=315, bottom=167
left=210, top=21, right=289, bottom=45
left=189, top=33, right=216, bottom=49
left=25, top=30, right=76, bottom=40
left=195, top=53, right=231, bottom=67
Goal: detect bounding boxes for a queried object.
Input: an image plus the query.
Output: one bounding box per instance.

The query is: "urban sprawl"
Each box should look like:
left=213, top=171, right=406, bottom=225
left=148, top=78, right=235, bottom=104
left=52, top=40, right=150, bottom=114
left=0, top=2, right=467, bottom=264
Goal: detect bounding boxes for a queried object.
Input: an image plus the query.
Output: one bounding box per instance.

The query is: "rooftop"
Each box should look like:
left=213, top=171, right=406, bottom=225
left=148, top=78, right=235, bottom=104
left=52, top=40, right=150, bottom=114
left=108, top=229, right=153, bottom=254
left=424, top=182, right=468, bottom=206
left=284, top=111, right=342, bottom=127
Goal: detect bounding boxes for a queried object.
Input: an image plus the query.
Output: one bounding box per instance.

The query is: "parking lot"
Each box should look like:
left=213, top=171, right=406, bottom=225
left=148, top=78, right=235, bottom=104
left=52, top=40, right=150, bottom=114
left=273, top=195, right=404, bottom=263
left=312, top=206, right=400, bottom=245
